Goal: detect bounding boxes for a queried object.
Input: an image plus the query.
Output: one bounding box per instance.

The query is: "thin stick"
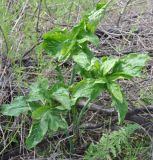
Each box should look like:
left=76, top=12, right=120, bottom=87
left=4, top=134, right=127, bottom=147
left=11, top=0, right=29, bottom=32
left=116, top=0, right=133, bottom=27
left=36, top=0, right=42, bottom=32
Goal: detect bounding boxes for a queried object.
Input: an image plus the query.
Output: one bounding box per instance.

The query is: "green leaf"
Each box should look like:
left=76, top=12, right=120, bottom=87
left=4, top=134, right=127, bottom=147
left=32, top=106, right=68, bottom=131
left=77, top=32, right=99, bottom=46
left=26, top=120, right=48, bottom=149
left=59, top=39, right=76, bottom=61
left=51, top=88, right=72, bottom=110
left=74, top=56, right=102, bottom=79
left=42, top=28, right=69, bottom=56
left=32, top=106, right=50, bottom=120
left=44, top=111, right=68, bottom=131
left=111, top=96, right=128, bottom=124
left=70, top=79, right=94, bottom=100
left=122, top=53, right=149, bottom=67
left=84, top=2, right=107, bottom=32
left=89, top=57, right=101, bottom=71
left=49, top=82, right=66, bottom=94
left=107, top=82, right=128, bottom=123
left=114, top=53, right=150, bottom=77
left=42, top=1, right=109, bottom=63
left=43, top=28, right=77, bottom=61
left=88, top=58, right=102, bottom=78
left=75, top=64, right=93, bottom=78
left=70, top=79, right=105, bottom=102
left=101, top=57, right=119, bottom=76
left=72, top=51, right=91, bottom=69
left=107, top=82, right=123, bottom=103
left=96, top=1, right=107, bottom=10
left=28, top=78, right=50, bottom=102
left=32, top=105, right=68, bottom=129
left=27, top=106, right=68, bottom=149
left=1, top=96, right=29, bottom=116
left=28, top=102, right=43, bottom=112
left=108, top=72, right=133, bottom=81
left=94, top=78, right=106, bottom=84
left=34, top=107, right=67, bottom=130
left=71, top=21, right=85, bottom=38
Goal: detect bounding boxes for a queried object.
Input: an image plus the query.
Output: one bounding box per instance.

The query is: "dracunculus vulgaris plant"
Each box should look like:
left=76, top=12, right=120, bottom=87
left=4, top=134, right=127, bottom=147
left=1, top=2, right=150, bottom=149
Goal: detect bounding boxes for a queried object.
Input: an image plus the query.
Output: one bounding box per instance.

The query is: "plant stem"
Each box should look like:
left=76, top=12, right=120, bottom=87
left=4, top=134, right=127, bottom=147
left=56, top=65, right=64, bottom=83
left=69, top=63, right=76, bottom=85
left=77, top=99, right=91, bottom=127
left=73, top=99, right=91, bottom=140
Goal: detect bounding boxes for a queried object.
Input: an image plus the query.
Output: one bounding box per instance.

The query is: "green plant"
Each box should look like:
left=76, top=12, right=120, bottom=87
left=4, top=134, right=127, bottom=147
left=84, top=124, right=140, bottom=160
left=42, top=1, right=149, bottom=123
left=1, top=78, right=71, bottom=149
left=71, top=53, right=149, bottom=124
left=1, top=1, right=150, bottom=149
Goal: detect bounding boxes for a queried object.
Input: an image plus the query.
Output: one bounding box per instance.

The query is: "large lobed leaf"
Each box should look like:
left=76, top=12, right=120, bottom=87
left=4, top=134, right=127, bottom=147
left=113, top=53, right=150, bottom=78
left=1, top=96, right=30, bottom=116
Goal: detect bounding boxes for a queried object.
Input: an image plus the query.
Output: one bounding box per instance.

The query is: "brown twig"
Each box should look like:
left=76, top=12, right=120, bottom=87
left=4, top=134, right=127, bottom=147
left=116, top=0, right=133, bottom=27
left=78, top=101, right=153, bottom=117
left=36, top=0, right=42, bottom=32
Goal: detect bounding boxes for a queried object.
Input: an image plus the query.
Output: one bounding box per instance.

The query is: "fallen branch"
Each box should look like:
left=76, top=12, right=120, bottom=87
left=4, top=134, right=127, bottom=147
left=78, top=101, right=153, bottom=117
left=78, top=101, right=116, bottom=116
left=78, top=101, right=153, bottom=130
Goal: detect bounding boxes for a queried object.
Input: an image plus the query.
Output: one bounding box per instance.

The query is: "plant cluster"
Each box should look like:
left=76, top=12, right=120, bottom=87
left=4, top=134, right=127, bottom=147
left=1, top=1, right=150, bottom=152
